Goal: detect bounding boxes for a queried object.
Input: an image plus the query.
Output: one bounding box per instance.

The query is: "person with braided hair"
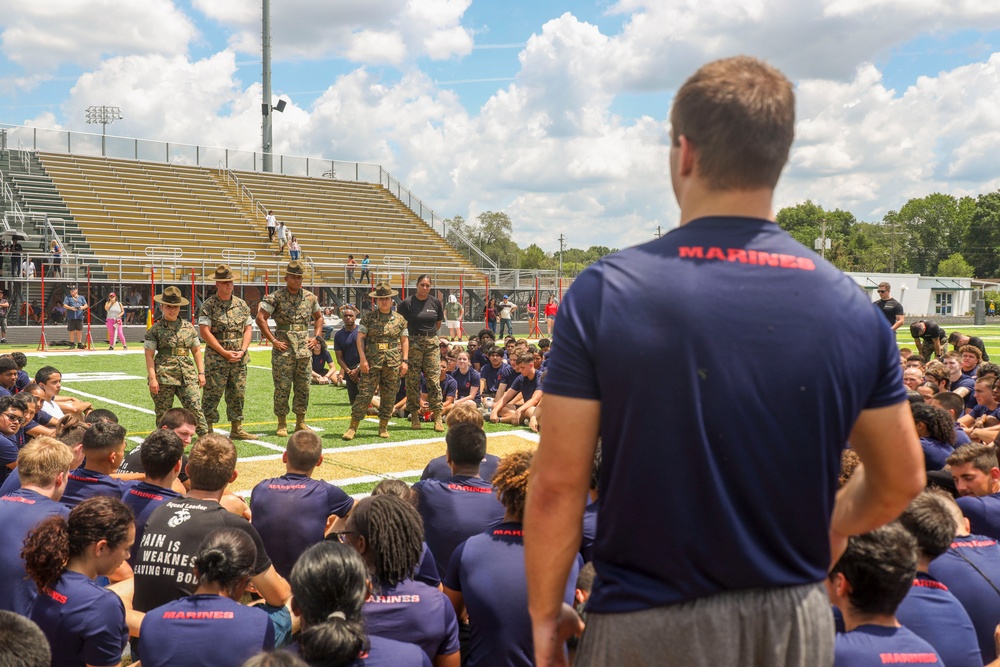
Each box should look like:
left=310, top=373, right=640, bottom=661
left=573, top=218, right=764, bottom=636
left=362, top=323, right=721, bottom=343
left=22, top=496, right=134, bottom=667
left=337, top=494, right=459, bottom=667
left=288, top=540, right=430, bottom=666
left=138, top=528, right=275, bottom=667
left=443, top=450, right=580, bottom=667
left=911, top=401, right=957, bottom=471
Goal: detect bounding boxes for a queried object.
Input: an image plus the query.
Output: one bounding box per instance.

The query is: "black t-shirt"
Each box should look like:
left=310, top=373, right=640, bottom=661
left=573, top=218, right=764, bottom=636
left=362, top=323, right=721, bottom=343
left=132, top=497, right=272, bottom=613
left=874, top=298, right=903, bottom=326
left=398, top=296, right=444, bottom=335
left=919, top=321, right=946, bottom=342
left=968, top=336, right=991, bottom=362
left=118, top=446, right=189, bottom=485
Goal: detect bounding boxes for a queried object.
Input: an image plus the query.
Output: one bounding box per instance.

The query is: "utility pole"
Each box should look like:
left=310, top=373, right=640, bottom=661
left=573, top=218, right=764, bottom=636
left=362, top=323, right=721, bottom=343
left=558, top=234, right=565, bottom=281
left=655, top=226, right=662, bottom=239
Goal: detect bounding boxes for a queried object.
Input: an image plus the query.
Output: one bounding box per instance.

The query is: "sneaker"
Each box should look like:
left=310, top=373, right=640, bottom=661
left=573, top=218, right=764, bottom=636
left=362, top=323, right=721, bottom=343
left=108, top=346, right=114, bottom=351
left=78, top=343, right=86, bottom=350
left=0, top=339, right=6, bottom=344
left=123, top=345, right=128, bottom=350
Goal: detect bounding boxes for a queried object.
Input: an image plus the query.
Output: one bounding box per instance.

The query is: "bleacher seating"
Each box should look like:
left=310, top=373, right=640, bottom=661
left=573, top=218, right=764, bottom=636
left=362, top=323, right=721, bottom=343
left=34, top=152, right=482, bottom=287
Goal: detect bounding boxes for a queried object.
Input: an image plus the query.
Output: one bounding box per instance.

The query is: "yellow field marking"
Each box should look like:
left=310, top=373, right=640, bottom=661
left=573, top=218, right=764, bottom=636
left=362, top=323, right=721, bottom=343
left=233, top=433, right=536, bottom=494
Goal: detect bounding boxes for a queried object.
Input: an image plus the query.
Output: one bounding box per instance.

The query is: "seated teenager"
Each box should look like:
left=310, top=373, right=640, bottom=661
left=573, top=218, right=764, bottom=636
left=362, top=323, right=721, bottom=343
left=450, top=351, right=481, bottom=407
left=959, top=344, right=982, bottom=378
left=420, top=361, right=458, bottom=417
left=369, top=480, right=440, bottom=589
left=931, top=391, right=973, bottom=447
left=60, top=421, right=128, bottom=508
left=119, top=429, right=184, bottom=565
left=421, top=403, right=499, bottom=483
left=896, top=491, right=983, bottom=667
left=479, top=346, right=515, bottom=400
left=489, top=354, right=542, bottom=426
left=443, top=451, right=579, bottom=667
left=943, top=353, right=977, bottom=413
left=23, top=497, right=134, bottom=667
left=338, top=495, right=460, bottom=667
left=289, top=541, right=430, bottom=667
left=911, top=402, right=956, bottom=471
left=471, top=330, right=495, bottom=372
left=827, top=523, right=943, bottom=666
left=310, top=338, right=339, bottom=385
left=948, top=443, right=1000, bottom=540
left=138, top=528, right=276, bottom=667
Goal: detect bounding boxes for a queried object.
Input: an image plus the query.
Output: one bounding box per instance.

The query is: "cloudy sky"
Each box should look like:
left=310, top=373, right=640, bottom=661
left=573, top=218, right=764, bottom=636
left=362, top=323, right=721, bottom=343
left=2, top=1, right=1000, bottom=252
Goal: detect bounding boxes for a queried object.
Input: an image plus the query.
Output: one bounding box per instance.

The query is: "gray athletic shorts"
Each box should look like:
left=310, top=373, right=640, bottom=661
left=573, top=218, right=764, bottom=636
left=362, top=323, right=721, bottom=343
left=576, top=582, right=833, bottom=667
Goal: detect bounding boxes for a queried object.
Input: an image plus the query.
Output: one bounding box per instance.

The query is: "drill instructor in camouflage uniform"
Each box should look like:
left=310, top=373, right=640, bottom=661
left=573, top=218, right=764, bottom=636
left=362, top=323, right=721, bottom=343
left=256, top=260, right=323, bottom=437
left=398, top=274, right=445, bottom=432
left=144, top=286, right=209, bottom=435
left=342, top=282, right=409, bottom=440
left=199, top=264, right=254, bottom=440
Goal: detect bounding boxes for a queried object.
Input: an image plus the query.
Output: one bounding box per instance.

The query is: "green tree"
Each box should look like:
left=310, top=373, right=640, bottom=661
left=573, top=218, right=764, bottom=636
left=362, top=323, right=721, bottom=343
left=891, top=193, right=974, bottom=276
left=964, top=191, right=1000, bottom=278
left=840, top=222, right=892, bottom=272
left=775, top=201, right=856, bottom=270
left=520, top=243, right=549, bottom=270
left=936, top=252, right=975, bottom=277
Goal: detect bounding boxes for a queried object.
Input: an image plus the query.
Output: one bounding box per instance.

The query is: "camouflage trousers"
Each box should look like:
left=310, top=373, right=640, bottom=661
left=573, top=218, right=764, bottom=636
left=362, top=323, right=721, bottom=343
left=273, top=353, right=310, bottom=416
left=353, top=363, right=401, bottom=421
left=406, top=335, right=441, bottom=414
left=202, top=350, right=248, bottom=424
left=152, top=382, right=209, bottom=435
left=919, top=340, right=939, bottom=361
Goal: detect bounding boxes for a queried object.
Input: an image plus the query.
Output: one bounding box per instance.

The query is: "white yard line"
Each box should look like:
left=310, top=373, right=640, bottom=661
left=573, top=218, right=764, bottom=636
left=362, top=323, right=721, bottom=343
left=59, top=387, right=156, bottom=415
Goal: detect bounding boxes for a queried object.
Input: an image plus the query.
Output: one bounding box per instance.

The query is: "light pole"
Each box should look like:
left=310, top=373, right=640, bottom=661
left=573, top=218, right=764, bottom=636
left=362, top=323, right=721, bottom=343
left=558, top=233, right=565, bottom=281
left=261, top=0, right=287, bottom=173
left=85, top=106, right=122, bottom=156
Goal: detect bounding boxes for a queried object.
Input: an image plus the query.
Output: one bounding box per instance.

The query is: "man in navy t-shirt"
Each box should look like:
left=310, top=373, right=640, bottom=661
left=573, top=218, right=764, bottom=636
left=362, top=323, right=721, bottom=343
left=333, top=305, right=361, bottom=405
left=0, top=396, right=22, bottom=485
left=119, top=429, right=184, bottom=565
left=412, top=423, right=504, bottom=578
left=479, top=346, right=515, bottom=397
left=60, top=421, right=128, bottom=508
left=949, top=443, right=1000, bottom=540
left=0, top=438, right=72, bottom=614
left=250, top=430, right=354, bottom=579
left=489, top=353, right=542, bottom=426
left=828, top=525, right=942, bottom=666
left=524, top=56, right=924, bottom=667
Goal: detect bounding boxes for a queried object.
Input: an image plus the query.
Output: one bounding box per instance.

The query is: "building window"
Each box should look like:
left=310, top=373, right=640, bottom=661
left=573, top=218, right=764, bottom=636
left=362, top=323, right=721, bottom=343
left=935, top=292, right=953, bottom=316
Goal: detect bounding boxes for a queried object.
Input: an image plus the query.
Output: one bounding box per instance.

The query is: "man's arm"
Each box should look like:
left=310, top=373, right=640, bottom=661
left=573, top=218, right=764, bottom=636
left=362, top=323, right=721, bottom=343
left=830, top=401, right=925, bottom=563
left=490, top=387, right=517, bottom=421
left=934, top=338, right=943, bottom=358
left=892, top=314, right=904, bottom=331
left=251, top=565, right=292, bottom=606
left=525, top=394, right=597, bottom=667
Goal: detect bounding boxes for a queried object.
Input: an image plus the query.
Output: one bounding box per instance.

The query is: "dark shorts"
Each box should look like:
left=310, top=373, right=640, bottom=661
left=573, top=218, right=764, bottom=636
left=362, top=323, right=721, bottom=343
left=67, top=319, right=83, bottom=332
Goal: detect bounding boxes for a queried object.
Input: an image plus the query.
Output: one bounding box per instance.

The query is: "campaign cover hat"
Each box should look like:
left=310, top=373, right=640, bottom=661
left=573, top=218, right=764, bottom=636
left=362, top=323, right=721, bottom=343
left=286, top=260, right=306, bottom=276
left=153, top=286, right=189, bottom=306
left=369, top=282, right=398, bottom=298
left=209, top=264, right=239, bottom=282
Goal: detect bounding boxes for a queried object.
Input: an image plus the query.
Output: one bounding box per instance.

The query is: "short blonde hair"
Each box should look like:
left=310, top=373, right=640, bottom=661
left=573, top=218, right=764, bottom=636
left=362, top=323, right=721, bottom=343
left=18, top=436, right=73, bottom=487
left=446, top=401, right=484, bottom=428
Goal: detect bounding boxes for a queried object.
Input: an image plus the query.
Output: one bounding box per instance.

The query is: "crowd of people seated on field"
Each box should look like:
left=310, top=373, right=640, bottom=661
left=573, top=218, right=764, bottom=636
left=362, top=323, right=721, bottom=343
left=0, top=340, right=583, bottom=667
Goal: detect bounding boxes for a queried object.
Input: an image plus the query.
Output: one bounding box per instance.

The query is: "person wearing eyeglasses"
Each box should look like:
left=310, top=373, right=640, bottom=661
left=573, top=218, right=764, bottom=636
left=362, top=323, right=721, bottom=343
left=874, top=282, right=905, bottom=331
left=0, top=396, right=22, bottom=485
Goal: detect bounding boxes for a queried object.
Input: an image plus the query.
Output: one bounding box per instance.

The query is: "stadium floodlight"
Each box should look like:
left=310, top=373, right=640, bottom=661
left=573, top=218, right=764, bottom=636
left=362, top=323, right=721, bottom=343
left=85, top=106, right=123, bottom=135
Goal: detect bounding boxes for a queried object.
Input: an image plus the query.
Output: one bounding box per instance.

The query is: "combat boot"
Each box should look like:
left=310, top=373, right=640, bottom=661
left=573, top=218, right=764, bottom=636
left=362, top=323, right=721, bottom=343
left=276, top=416, right=288, bottom=437
left=411, top=413, right=422, bottom=430
left=379, top=419, right=390, bottom=438
left=433, top=413, right=445, bottom=432
left=230, top=421, right=253, bottom=440
left=342, top=419, right=360, bottom=441
left=295, top=414, right=312, bottom=432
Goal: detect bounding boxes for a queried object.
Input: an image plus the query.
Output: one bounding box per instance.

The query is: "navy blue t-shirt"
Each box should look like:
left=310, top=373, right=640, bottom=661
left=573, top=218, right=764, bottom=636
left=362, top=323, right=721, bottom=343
left=289, top=635, right=431, bottom=667
left=420, top=374, right=458, bottom=402
left=450, top=368, right=481, bottom=404
left=956, top=493, right=1000, bottom=540
left=411, top=475, right=504, bottom=579
left=421, top=454, right=500, bottom=483
left=15, top=370, right=29, bottom=392
left=29, top=570, right=128, bottom=667
left=581, top=498, right=599, bottom=563
left=311, top=348, right=334, bottom=375
left=251, top=474, right=354, bottom=579
left=895, top=573, right=982, bottom=667
left=61, top=466, right=127, bottom=509
left=480, top=362, right=515, bottom=394
left=834, top=625, right=941, bottom=666
left=334, top=326, right=361, bottom=368
left=542, top=217, right=907, bottom=613
left=363, top=578, right=460, bottom=662
left=443, top=522, right=579, bottom=667
left=509, top=372, right=540, bottom=403
left=0, top=467, right=20, bottom=495
left=0, top=489, right=69, bottom=614
left=955, top=425, right=972, bottom=446
left=0, top=433, right=16, bottom=484
left=414, top=542, right=441, bottom=588
left=120, top=481, right=181, bottom=565
left=929, top=534, right=1000, bottom=662
left=969, top=404, right=1000, bottom=420
left=953, top=375, right=976, bottom=411
left=138, top=594, right=275, bottom=667
left=919, top=437, right=953, bottom=471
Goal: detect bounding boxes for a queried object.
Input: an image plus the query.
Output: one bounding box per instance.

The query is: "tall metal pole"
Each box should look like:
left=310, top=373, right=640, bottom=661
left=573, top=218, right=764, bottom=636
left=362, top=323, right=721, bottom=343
left=558, top=234, right=565, bottom=282
left=262, top=0, right=273, bottom=173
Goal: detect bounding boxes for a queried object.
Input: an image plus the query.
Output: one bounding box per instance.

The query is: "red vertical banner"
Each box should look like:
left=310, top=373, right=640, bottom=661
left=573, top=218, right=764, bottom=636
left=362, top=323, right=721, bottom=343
left=484, top=275, right=490, bottom=328
left=37, top=263, right=47, bottom=351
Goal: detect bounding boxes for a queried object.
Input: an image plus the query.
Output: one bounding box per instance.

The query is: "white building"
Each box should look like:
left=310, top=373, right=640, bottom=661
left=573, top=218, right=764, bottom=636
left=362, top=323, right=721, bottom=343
left=846, top=272, right=997, bottom=317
